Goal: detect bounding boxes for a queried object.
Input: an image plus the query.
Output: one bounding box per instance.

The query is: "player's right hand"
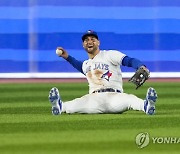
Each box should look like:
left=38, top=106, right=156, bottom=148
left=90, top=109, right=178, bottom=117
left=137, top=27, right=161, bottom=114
left=56, top=47, right=69, bottom=59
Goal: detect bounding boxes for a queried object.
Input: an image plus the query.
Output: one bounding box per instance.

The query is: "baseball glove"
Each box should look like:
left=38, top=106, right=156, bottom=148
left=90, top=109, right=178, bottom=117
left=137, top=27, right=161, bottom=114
left=129, top=66, right=150, bottom=89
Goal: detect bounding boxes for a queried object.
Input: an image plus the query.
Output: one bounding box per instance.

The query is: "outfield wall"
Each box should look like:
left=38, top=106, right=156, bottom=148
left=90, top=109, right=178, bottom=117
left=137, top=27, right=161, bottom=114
left=0, top=0, right=180, bottom=78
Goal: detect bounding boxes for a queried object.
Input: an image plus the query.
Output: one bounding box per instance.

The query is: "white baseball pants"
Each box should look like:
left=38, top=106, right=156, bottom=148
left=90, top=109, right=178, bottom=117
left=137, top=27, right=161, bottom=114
left=62, top=92, right=145, bottom=114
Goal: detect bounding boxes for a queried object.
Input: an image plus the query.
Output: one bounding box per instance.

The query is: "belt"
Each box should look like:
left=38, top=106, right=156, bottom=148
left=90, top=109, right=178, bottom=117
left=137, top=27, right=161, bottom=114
left=92, top=88, right=121, bottom=93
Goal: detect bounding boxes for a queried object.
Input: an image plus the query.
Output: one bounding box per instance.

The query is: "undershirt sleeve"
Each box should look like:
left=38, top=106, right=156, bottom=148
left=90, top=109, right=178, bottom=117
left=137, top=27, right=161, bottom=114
left=66, top=55, right=84, bottom=74
left=122, top=56, right=144, bottom=69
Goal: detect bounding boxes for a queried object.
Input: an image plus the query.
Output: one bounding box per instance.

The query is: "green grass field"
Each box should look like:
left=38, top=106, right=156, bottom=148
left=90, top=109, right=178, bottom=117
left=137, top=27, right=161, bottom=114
left=0, top=81, right=180, bottom=154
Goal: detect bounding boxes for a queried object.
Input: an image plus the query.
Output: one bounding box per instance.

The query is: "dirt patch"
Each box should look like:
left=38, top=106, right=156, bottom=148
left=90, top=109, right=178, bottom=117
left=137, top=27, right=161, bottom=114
left=0, top=78, right=87, bottom=83
left=0, top=78, right=180, bottom=84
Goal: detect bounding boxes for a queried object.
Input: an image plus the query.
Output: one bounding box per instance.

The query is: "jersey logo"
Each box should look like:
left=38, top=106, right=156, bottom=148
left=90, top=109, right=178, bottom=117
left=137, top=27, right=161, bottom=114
left=101, top=71, right=112, bottom=81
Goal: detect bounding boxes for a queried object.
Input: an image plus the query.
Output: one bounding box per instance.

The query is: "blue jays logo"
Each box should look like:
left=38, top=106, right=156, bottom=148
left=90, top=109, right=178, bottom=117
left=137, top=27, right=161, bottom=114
left=101, top=71, right=112, bottom=81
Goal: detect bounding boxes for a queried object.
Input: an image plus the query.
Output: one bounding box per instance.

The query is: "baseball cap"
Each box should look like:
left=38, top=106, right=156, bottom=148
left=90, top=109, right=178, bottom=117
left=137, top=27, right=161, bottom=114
left=82, top=30, right=98, bottom=41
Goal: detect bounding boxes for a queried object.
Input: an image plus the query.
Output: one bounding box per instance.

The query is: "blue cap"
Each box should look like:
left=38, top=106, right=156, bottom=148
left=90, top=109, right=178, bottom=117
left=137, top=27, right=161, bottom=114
left=82, top=30, right=98, bottom=41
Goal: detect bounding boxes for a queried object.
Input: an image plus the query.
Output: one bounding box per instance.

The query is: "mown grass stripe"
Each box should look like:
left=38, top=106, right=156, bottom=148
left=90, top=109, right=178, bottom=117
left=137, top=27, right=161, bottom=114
left=0, top=82, right=180, bottom=153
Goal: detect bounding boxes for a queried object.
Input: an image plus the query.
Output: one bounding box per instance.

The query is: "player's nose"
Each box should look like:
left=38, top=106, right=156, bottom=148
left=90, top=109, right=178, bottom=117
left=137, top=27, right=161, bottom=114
left=87, top=40, right=92, bottom=44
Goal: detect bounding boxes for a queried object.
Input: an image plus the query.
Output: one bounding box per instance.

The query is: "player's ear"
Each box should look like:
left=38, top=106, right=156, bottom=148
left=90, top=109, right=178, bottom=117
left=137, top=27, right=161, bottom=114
left=82, top=42, right=85, bottom=48
left=97, top=40, right=100, bottom=46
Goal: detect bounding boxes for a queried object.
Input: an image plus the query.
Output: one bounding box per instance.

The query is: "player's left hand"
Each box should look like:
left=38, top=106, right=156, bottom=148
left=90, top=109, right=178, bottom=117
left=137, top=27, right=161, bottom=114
left=129, top=66, right=150, bottom=89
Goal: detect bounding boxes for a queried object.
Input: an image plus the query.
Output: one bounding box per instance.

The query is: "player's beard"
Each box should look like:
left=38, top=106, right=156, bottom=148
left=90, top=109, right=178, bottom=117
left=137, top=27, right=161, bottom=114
left=85, top=45, right=98, bottom=54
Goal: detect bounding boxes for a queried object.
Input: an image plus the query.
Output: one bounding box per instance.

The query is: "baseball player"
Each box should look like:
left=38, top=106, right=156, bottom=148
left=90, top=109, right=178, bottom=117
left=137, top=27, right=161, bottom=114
left=49, top=30, right=157, bottom=115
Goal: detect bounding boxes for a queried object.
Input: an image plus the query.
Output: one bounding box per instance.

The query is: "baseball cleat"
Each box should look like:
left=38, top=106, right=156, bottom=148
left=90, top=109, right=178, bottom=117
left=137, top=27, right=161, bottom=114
left=49, top=87, right=62, bottom=115
left=144, top=87, right=158, bottom=115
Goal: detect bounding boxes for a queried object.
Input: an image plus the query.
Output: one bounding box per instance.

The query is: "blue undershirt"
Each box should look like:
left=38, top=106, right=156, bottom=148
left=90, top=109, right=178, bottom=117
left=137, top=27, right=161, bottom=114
left=66, top=55, right=144, bottom=74
left=122, top=56, right=144, bottom=69
left=66, top=55, right=84, bottom=74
